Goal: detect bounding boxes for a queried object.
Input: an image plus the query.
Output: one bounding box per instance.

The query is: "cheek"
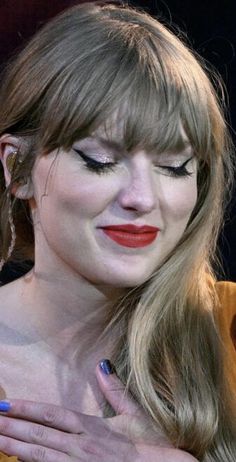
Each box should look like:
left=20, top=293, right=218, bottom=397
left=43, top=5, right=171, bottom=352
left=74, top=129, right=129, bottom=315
left=160, top=178, right=198, bottom=221
left=32, top=155, right=116, bottom=218
left=55, top=177, right=115, bottom=217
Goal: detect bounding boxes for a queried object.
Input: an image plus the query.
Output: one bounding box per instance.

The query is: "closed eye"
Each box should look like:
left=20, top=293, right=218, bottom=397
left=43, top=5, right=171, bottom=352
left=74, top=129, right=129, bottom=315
left=73, top=148, right=194, bottom=178
left=158, top=157, right=194, bottom=178
left=73, top=149, right=117, bottom=175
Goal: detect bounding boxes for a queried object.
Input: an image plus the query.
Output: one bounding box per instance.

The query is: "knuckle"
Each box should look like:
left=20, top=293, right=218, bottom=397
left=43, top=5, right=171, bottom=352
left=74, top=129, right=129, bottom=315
left=42, top=406, right=63, bottom=425
left=0, top=437, right=13, bottom=454
left=30, top=424, right=47, bottom=443
left=31, top=445, right=47, bottom=462
left=18, top=401, right=32, bottom=416
left=108, top=384, right=124, bottom=393
left=80, top=437, right=100, bottom=456
left=0, top=417, right=11, bottom=434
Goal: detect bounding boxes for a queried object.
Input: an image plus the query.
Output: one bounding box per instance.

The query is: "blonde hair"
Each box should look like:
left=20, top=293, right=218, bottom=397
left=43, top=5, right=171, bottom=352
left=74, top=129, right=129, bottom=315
left=0, top=3, right=235, bottom=460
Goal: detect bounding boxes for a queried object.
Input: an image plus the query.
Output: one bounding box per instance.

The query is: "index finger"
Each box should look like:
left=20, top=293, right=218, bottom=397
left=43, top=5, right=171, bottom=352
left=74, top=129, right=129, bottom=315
left=0, top=399, right=83, bottom=433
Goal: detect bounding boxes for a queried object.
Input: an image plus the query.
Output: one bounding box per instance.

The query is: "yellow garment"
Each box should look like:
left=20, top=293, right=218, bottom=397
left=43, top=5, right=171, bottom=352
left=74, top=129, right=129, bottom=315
left=0, top=455, right=18, bottom=461
left=215, top=280, right=236, bottom=395
left=0, top=280, right=235, bottom=461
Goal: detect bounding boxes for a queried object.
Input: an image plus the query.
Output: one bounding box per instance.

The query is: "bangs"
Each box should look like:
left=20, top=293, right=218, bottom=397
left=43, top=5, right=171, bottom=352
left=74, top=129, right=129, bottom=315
left=34, top=10, right=217, bottom=161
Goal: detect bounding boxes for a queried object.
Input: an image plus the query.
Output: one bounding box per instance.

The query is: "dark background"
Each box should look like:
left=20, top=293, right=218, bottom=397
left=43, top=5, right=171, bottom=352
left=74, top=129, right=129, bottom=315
left=0, top=0, right=235, bottom=281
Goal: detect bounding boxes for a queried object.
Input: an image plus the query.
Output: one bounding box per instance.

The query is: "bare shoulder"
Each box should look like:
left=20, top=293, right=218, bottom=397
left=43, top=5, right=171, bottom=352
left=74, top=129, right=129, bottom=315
left=0, top=282, right=13, bottom=312
left=0, top=278, right=32, bottom=400
left=0, top=277, right=22, bottom=306
left=0, top=278, right=27, bottom=342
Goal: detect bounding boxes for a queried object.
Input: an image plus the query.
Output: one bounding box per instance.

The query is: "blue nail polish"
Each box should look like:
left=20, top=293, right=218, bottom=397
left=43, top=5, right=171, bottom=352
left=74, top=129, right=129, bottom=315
left=99, top=359, right=114, bottom=375
left=0, top=401, right=11, bottom=412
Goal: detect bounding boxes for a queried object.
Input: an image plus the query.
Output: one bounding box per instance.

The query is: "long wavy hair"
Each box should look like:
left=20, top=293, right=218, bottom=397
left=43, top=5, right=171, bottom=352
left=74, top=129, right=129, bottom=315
left=0, top=3, right=235, bottom=460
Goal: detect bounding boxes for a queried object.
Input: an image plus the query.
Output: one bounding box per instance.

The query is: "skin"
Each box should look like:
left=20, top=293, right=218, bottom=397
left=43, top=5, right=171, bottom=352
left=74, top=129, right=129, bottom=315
left=0, top=130, right=198, bottom=460
left=30, top=133, right=197, bottom=289
left=0, top=366, right=198, bottom=462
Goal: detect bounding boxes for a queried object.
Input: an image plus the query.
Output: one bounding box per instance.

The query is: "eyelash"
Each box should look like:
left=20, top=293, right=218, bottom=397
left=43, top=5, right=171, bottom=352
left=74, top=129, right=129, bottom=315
left=161, top=158, right=194, bottom=178
left=73, top=149, right=193, bottom=178
left=73, top=149, right=117, bottom=175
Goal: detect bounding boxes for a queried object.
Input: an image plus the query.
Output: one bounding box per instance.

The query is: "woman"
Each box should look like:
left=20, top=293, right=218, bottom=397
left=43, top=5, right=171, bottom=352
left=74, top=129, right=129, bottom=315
left=0, top=2, right=235, bottom=461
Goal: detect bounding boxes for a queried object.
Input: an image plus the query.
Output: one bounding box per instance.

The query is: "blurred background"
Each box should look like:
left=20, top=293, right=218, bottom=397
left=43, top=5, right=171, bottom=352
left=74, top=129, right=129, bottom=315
left=0, top=0, right=235, bottom=281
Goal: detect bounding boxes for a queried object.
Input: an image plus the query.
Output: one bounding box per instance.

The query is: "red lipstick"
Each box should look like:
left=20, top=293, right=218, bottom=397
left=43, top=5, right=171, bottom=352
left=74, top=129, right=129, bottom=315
left=99, top=224, right=160, bottom=248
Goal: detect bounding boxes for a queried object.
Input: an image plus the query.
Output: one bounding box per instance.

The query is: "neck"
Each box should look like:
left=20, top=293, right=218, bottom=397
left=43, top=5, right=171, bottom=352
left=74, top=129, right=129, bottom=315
left=11, top=264, right=126, bottom=362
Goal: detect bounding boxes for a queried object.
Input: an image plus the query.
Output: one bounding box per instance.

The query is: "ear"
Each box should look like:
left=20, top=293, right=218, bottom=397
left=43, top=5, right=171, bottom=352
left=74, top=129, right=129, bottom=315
left=0, top=134, right=34, bottom=199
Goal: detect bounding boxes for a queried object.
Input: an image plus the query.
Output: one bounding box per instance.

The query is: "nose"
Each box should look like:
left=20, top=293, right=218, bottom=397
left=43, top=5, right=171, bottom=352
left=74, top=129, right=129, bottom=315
left=117, top=162, right=157, bottom=213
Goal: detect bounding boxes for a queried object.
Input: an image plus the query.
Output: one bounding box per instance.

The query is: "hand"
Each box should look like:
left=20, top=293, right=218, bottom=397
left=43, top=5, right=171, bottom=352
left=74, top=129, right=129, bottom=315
left=0, top=361, right=198, bottom=461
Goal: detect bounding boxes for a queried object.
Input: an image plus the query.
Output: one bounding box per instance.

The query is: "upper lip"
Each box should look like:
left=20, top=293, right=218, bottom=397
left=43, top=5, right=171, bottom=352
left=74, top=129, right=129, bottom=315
left=98, top=224, right=160, bottom=233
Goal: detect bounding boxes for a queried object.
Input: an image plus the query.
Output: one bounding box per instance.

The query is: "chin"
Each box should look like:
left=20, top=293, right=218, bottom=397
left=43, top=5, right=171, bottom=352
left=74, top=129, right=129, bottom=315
left=99, top=270, right=153, bottom=289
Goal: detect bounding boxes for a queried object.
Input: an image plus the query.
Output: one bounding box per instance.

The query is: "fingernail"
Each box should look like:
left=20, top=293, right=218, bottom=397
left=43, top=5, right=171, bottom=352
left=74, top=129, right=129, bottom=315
left=0, top=401, right=11, bottom=412
left=99, top=359, right=115, bottom=375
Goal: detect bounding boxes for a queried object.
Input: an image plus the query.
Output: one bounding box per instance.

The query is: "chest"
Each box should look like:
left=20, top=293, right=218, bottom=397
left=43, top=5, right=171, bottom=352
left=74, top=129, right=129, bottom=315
left=0, top=345, right=105, bottom=416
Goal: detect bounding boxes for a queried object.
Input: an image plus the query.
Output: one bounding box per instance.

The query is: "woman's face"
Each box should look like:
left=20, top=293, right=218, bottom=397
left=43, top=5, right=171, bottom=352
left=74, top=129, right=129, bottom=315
left=30, top=128, right=198, bottom=288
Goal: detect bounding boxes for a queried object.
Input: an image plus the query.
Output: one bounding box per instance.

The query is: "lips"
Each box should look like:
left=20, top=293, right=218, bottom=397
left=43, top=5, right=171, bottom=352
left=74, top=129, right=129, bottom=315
left=98, top=224, right=160, bottom=248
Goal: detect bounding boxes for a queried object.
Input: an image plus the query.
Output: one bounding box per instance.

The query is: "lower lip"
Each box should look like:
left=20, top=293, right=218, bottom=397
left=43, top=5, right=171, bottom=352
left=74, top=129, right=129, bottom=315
left=101, top=229, right=159, bottom=248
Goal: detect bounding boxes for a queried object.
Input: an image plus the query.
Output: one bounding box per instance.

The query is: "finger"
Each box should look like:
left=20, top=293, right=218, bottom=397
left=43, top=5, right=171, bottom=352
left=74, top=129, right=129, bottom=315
left=0, top=414, right=73, bottom=454
left=0, top=434, right=73, bottom=462
left=96, top=360, right=140, bottom=416
left=0, top=399, right=83, bottom=433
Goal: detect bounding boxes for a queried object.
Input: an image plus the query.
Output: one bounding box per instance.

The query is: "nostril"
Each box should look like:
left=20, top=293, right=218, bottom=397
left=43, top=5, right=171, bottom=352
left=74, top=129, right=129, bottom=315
left=124, top=207, right=138, bottom=211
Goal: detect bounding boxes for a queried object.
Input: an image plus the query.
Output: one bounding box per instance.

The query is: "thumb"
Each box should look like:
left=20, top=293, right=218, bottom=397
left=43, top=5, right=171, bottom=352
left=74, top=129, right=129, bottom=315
left=96, top=360, right=167, bottom=445
left=96, top=359, right=139, bottom=416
